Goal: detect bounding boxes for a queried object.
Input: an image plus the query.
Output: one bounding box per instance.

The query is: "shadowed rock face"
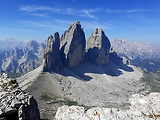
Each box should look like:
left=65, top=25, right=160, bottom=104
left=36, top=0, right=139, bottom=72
left=86, top=28, right=111, bottom=65
left=60, top=21, right=86, bottom=68
left=43, top=21, right=125, bottom=71
left=43, top=32, right=63, bottom=71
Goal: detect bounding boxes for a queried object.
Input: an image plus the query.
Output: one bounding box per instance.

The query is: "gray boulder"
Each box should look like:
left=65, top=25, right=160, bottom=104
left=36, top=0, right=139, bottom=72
left=85, top=28, right=111, bottom=65
left=0, top=89, right=40, bottom=120
left=43, top=32, right=63, bottom=71
left=60, top=21, right=86, bottom=68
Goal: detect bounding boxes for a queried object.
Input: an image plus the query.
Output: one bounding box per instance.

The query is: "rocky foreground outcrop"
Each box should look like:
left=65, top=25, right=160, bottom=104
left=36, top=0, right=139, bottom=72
left=0, top=73, right=40, bottom=120
left=55, top=92, right=160, bottom=120
left=0, top=89, right=40, bottom=120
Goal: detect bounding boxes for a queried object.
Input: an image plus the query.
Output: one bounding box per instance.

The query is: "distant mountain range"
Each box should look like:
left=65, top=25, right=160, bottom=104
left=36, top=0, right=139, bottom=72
left=16, top=21, right=151, bottom=119
left=0, top=37, right=160, bottom=74
left=0, top=38, right=27, bottom=52
left=0, top=40, right=45, bottom=73
left=111, top=39, right=160, bottom=72
left=1, top=21, right=159, bottom=120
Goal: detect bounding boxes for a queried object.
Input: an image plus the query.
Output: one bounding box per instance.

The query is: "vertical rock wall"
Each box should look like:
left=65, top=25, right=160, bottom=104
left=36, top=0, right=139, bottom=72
left=86, top=28, right=111, bottom=65
left=60, top=21, right=86, bottom=67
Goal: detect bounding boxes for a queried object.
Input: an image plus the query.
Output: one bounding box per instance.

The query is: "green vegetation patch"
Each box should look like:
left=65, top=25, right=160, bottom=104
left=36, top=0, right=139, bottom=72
left=40, top=94, right=54, bottom=101
left=141, top=71, right=160, bottom=92
left=8, top=73, right=22, bottom=78
left=1, top=83, right=7, bottom=88
left=66, top=100, right=78, bottom=106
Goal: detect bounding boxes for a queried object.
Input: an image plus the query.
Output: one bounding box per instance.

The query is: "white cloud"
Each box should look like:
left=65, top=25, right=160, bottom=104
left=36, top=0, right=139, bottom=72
left=20, top=5, right=52, bottom=12
left=19, top=5, right=149, bottom=19
left=81, top=21, right=113, bottom=30
left=92, top=8, right=149, bottom=13
left=19, top=5, right=97, bottom=18
left=18, top=19, right=113, bottom=31
left=28, top=13, right=48, bottom=17
left=80, top=10, right=96, bottom=18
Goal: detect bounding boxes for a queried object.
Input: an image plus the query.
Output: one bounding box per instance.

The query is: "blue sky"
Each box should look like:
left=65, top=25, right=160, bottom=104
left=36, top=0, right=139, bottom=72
left=0, top=0, right=160, bottom=42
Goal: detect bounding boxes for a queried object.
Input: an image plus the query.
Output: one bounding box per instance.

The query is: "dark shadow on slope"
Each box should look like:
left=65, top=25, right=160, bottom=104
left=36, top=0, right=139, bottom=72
left=45, top=49, right=134, bottom=81
left=118, top=63, right=134, bottom=72
left=109, top=51, right=134, bottom=72
left=56, top=67, right=93, bottom=81
left=52, top=61, right=134, bottom=81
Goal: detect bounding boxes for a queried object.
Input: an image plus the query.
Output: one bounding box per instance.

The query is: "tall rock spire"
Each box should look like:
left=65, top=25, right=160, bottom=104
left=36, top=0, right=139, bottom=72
left=43, top=32, right=63, bottom=71
left=60, top=21, right=86, bottom=67
left=85, top=28, right=111, bottom=65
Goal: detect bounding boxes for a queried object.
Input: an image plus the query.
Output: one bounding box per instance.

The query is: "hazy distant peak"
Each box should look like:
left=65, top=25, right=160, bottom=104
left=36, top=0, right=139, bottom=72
left=27, top=40, right=38, bottom=46
left=111, top=38, right=160, bottom=59
left=0, top=38, right=27, bottom=52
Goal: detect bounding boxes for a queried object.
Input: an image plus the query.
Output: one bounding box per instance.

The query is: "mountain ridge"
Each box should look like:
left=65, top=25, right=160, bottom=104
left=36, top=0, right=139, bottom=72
left=0, top=40, right=45, bottom=73
left=111, top=39, right=160, bottom=72
left=16, top=21, right=151, bottom=119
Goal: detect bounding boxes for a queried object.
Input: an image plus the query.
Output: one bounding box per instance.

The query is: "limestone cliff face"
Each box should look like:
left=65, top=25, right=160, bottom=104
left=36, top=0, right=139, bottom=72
left=43, top=32, right=63, bottom=71
left=43, top=21, right=123, bottom=71
left=60, top=21, right=86, bottom=68
left=86, top=28, right=111, bottom=65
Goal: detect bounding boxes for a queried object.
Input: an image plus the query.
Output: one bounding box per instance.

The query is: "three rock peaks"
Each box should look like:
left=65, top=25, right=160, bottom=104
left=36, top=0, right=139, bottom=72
left=43, top=21, right=111, bottom=71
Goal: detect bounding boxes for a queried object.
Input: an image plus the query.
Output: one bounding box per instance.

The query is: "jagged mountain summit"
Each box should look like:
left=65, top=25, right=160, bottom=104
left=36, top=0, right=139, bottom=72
left=43, top=21, right=86, bottom=71
left=0, top=38, right=27, bottom=52
left=111, top=39, right=160, bottom=71
left=60, top=21, right=86, bottom=68
left=0, top=40, right=45, bottom=74
left=43, top=32, right=63, bottom=71
left=43, top=21, right=124, bottom=71
left=16, top=21, right=150, bottom=119
left=111, top=39, right=160, bottom=60
left=86, top=28, right=111, bottom=65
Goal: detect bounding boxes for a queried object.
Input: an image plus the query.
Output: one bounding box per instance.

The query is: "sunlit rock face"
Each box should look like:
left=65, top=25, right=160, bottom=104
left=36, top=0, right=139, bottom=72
left=60, top=21, right=86, bottom=68
left=86, top=28, right=111, bottom=65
